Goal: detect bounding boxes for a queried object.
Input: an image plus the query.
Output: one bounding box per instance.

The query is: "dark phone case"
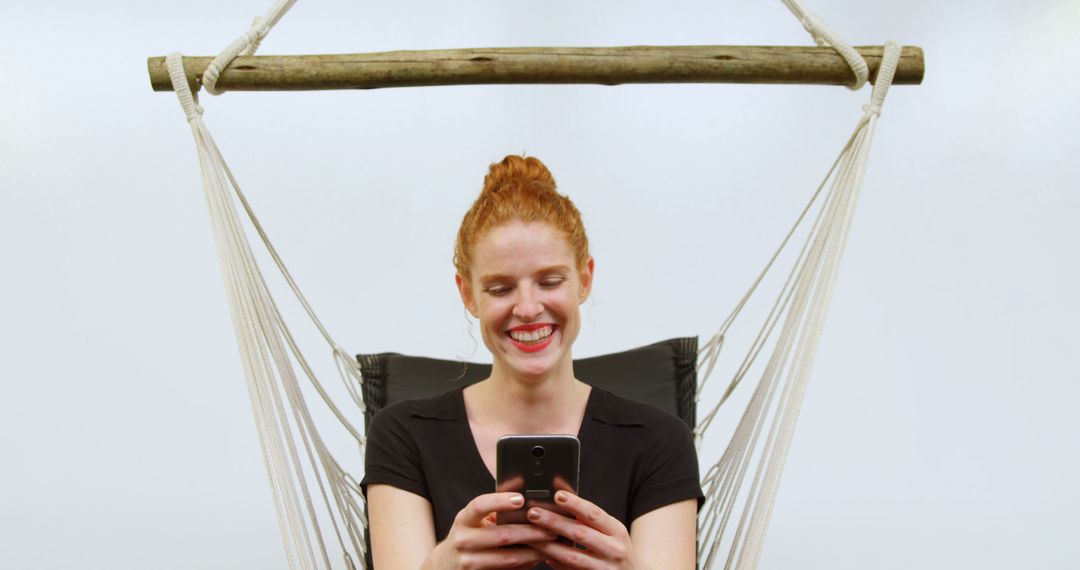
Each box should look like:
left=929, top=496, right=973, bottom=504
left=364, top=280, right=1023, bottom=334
left=495, top=435, right=580, bottom=525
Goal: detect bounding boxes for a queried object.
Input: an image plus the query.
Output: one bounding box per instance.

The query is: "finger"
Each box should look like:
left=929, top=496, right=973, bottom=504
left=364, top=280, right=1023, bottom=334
left=551, top=475, right=575, bottom=494
left=545, top=559, right=573, bottom=570
left=526, top=505, right=624, bottom=560
left=452, top=524, right=559, bottom=551
left=456, top=492, right=526, bottom=527
left=496, top=474, right=525, bottom=493
left=455, top=545, right=548, bottom=569
left=529, top=540, right=601, bottom=570
left=553, top=491, right=623, bottom=536
left=526, top=508, right=611, bottom=554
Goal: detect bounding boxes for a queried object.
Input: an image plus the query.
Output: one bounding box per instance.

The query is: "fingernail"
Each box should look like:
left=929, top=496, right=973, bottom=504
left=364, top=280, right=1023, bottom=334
left=528, top=508, right=541, bottom=521
left=555, top=491, right=568, bottom=503
left=510, top=494, right=524, bottom=506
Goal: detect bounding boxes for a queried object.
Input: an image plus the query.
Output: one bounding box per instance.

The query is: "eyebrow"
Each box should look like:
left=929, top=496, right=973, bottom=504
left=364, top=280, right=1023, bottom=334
left=478, top=265, right=572, bottom=285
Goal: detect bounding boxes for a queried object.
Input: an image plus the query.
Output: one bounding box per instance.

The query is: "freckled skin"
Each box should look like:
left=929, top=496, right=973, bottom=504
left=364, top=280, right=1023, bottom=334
left=456, top=220, right=593, bottom=383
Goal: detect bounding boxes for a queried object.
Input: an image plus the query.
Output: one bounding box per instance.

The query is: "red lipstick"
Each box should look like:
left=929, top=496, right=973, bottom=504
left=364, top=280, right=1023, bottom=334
left=507, top=324, right=557, bottom=353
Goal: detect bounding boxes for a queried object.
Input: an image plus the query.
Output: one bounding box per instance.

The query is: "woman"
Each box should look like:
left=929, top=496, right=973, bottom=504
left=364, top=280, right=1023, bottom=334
left=362, top=156, right=702, bottom=569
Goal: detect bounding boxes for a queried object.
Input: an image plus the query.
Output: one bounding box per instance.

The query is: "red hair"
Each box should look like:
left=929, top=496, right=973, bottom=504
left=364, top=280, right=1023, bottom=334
left=454, top=155, right=590, bottom=279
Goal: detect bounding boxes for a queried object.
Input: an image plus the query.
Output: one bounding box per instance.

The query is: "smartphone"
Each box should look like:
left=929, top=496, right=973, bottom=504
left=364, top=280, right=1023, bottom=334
left=495, top=434, right=580, bottom=525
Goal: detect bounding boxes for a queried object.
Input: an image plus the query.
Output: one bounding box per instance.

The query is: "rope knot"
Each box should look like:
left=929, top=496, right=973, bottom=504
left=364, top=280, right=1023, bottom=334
left=782, top=0, right=869, bottom=90
left=202, top=17, right=270, bottom=94
left=184, top=102, right=205, bottom=123
left=240, top=18, right=269, bottom=56
left=798, top=12, right=830, bottom=47
left=165, top=52, right=207, bottom=122
left=862, top=102, right=882, bottom=117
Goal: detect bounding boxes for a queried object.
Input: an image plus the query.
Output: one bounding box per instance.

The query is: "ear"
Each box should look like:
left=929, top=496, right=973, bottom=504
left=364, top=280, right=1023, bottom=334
left=456, top=273, right=479, bottom=317
left=578, top=257, right=595, bottom=303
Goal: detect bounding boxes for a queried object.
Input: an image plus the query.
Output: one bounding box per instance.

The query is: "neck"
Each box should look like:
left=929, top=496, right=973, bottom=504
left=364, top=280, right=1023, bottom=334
left=467, top=359, right=590, bottom=434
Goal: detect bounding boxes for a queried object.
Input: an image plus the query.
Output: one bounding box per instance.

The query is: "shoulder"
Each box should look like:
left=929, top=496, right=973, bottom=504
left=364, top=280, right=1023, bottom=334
left=370, top=386, right=463, bottom=424
left=587, top=386, right=703, bottom=521
left=363, top=391, right=463, bottom=506
left=367, top=387, right=464, bottom=444
left=364, top=387, right=465, bottom=485
left=590, top=387, right=698, bottom=467
left=589, top=386, right=692, bottom=435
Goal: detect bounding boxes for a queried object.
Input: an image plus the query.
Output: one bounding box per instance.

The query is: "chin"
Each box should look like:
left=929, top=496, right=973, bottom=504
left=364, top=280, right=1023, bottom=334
left=503, top=350, right=572, bottom=382
left=511, top=361, right=558, bottom=380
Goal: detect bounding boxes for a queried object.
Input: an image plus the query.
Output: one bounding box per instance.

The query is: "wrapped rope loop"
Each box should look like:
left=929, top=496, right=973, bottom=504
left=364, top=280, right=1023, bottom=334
left=165, top=53, right=203, bottom=123
left=202, top=0, right=298, bottom=95
left=781, top=0, right=869, bottom=89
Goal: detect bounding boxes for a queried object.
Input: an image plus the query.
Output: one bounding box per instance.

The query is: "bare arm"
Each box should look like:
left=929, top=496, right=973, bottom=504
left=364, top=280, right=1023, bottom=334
left=629, top=499, right=698, bottom=569
left=367, top=484, right=437, bottom=570
left=368, top=484, right=556, bottom=570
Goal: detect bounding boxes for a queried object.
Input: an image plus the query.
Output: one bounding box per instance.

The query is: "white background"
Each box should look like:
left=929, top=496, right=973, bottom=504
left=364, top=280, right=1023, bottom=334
left=2, top=0, right=1077, bottom=568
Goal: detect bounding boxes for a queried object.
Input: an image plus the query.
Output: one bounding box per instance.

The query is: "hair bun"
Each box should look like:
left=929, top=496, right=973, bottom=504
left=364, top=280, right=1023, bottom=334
left=455, top=154, right=589, bottom=279
left=482, top=155, right=556, bottom=195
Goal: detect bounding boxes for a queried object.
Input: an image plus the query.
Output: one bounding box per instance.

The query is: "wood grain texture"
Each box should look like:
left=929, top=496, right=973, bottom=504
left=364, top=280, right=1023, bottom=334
left=149, top=45, right=924, bottom=93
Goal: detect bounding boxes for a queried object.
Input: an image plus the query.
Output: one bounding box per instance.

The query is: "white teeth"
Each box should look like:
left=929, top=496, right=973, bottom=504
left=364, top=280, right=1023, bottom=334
left=509, top=326, right=553, bottom=343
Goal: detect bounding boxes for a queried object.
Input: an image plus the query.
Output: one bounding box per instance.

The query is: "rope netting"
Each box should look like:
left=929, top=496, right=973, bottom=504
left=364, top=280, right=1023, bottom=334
left=163, top=1, right=903, bottom=567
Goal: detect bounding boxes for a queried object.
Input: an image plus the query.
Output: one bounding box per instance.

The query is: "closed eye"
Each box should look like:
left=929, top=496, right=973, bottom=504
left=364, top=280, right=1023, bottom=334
left=540, top=277, right=566, bottom=289
left=484, top=285, right=512, bottom=297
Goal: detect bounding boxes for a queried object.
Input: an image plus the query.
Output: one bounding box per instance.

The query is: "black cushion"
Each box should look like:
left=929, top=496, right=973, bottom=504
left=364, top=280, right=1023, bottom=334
left=357, top=337, right=697, bottom=429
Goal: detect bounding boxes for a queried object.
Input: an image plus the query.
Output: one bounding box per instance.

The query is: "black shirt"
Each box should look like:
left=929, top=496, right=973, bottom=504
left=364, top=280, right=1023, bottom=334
left=361, top=385, right=704, bottom=541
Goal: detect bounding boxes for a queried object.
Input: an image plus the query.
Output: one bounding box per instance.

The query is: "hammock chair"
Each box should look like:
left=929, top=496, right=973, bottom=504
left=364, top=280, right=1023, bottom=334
left=149, top=1, right=923, bottom=568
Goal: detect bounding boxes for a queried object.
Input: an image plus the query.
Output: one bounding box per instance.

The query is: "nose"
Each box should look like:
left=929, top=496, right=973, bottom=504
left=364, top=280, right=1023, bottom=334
left=512, top=286, right=544, bottom=321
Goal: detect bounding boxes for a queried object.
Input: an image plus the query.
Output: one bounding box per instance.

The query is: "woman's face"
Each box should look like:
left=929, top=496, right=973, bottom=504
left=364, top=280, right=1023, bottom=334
left=457, top=220, right=593, bottom=381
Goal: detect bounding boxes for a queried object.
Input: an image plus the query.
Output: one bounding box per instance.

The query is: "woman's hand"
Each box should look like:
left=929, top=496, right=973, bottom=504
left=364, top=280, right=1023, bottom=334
left=524, top=491, right=635, bottom=570
left=423, top=491, right=558, bottom=570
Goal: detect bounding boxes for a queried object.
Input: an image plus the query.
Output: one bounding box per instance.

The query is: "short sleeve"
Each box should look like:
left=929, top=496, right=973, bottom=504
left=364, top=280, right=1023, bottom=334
left=628, top=414, right=705, bottom=522
left=360, top=403, right=430, bottom=501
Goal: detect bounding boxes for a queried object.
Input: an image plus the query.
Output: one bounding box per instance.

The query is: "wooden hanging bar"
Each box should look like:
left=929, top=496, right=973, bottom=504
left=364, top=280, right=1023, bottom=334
left=148, top=45, right=924, bottom=93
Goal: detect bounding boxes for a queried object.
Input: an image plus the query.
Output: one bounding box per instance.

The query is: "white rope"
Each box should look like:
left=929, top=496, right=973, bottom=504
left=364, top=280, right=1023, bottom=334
left=694, top=138, right=848, bottom=418
left=694, top=42, right=902, bottom=569
left=780, top=0, right=869, bottom=90
left=165, top=0, right=902, bottom=565
left=167, top=51, right=367, bottom=570
left=202, top=0, right=299, bottom=95
left=695, top=0, right=883, bottom=416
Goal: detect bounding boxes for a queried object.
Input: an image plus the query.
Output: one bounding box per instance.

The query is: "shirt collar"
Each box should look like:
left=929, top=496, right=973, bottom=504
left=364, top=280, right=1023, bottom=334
left=586, top=387, right=645, bottom=426
left=407, top=386, right=464, bottom=421
left=406, top=385, right=645, bottom=426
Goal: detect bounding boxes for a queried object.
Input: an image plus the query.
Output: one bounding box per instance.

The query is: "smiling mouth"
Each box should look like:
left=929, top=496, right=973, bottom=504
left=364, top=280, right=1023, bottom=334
left=508, top=325, right=554, bottom=344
